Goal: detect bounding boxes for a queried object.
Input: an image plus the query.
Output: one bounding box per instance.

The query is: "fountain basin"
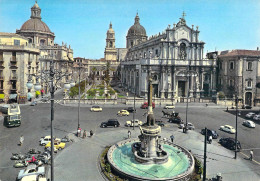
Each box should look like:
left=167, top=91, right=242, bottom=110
left=107, top=139, right=195, bottom=181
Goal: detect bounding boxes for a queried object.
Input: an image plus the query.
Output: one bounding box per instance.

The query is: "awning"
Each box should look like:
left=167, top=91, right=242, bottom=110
left=9, top=94, right=17, bottom=99
left=27, top=92, right=34, bottom=100
left=0, top=94, right=4, bottom=99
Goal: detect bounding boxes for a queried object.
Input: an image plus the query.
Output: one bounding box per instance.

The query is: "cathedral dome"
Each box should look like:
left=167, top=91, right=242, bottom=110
left=20, top=18, right=51, bottom=33
left=127, top=13, right=146, bottom=37
left=18, top=1, right=54, bottom=35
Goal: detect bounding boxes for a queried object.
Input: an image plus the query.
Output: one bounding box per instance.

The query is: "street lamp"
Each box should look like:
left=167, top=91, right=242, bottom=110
left=176, top=68, right=198, bottom=133
left=75, top=63, right=84, bottom=131
left=27, top=58, right=72, bottom=181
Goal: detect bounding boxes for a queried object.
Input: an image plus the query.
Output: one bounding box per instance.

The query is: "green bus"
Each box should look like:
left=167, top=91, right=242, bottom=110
left=4, top=104, right=21, bottom=127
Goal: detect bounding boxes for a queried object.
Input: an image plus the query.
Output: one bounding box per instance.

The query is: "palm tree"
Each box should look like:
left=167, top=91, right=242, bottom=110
left=102, top=61, right=115, bottom=87
left=90, top=67, right=97, bottom=88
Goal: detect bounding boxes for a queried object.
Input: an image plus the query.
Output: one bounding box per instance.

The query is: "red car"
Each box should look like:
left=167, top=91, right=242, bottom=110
left=141, top=102, right=155, bottom=109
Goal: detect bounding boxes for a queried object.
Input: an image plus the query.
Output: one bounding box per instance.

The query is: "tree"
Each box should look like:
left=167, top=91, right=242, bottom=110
left=102, top=61, right=115, bottom=87
left=90, top=67, right=97, bottom=88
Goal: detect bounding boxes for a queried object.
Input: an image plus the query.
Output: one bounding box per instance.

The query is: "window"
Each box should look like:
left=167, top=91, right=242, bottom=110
left=219, top=61, right=222, bottom=70
left=28, top=39, right=32, bottom=43
left=109, top=41, right=113, bottom=48
left=40, top=39, right=45, bottom=46
left=144, top=52, right=146, bottom=58
left=179, top=43, right=187, bottom=60
left=247, top=62, right=252, bottom=71
left=136, top=72, right=139, bottom=77
left=155, top=49, right=158, bottom=56
left=229, top=61, right=234, bottom=69
left=229, top=80, right=233, bottom=86
left=14, top=39, right=20, bottom=46
left=219, top=78, right=222, bottom=85
left=131, top=41, right=133, bottom=47
left=247, top=80, right=252, bottom=88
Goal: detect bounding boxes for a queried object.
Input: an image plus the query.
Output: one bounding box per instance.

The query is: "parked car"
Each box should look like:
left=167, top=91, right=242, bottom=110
left=200, top=128, right=219, bottom=139
left=245, top=112, right=256, bottom=119
left=21, top=175, right=47, bottom=181
left=125, top=119, right=143, bottom=127
left=30, top=101, right=37, bottom=106
left=220, top=125, right=236, bottom=134
left=17, top=164, right=45, bottom=180
left=169, top=117, right=184, bottom=124
left=179, top=122, right=195, bottom=130
left=141, top=102, right=155, bottom=109
left=45, top=140, right=65, bottom=150
left=117, top=110, right=129, bottom=116
left=242, top=120, right=256, bottom=128
left=0, top=104, right=9, bottom=114
left=253, top=114, right=260, bottom=121
left=39, top=136, right=60, bottom=146
left=41, top=96, right=49, bottom=102
left=100, top=119, right=120, bottom=128
left=164, top=104, right=175, bottom=109
left=219, top=137, right=241, bottom=151
left=127, top=107, right=136, bottom=113
left=90, top=106, right=102, bottom=112
left=242, top=104, right=252, bottom=109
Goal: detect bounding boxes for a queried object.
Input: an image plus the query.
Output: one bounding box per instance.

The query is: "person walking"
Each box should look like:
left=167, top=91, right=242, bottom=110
left=83, top=130, right=87, bottom=139
left=20, top=135, right=24, bottom=146
left=128, top=130, right=131, bottom=139
left=170, top=134, right=174, bottom=144
left=90, top=130, right=94, bottom=137
left=208, top=135, right=212, bottom=144
left=250, top=150, right=254, bottom=161
left=77, top=125, right=82, bottom=137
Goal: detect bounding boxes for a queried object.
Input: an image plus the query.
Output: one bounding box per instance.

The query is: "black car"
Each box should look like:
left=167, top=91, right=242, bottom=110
left=169, top=117, right=183, bottom=124
left=219, top=137, right=241, bottom=151
left=100, top=119, right=120, bottom=128
left=127, top=107, right=136, bottom=113
left=201, top=128, right=219, bottom=139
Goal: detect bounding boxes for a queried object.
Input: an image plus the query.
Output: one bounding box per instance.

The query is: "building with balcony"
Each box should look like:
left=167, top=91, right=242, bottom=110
left=0, top=32, right=40, bottom=103
left=210, top=49, right=260, bottom=106
left=121, top=13, right=217, bottom=98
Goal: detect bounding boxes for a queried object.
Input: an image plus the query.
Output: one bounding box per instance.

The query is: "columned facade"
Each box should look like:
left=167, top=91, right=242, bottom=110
left=121, top=13, right=217, bottom=99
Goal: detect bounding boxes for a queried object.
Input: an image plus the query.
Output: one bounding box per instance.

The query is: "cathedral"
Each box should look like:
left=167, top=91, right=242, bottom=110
left=121, top=13, right=217, bottom=99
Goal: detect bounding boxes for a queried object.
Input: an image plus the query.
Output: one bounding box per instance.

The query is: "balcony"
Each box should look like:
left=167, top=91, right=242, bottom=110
left=10, top=59, right=17, bottom=63
left=10, top=65, right=18, bottom=69
left=10, top=76, right=17, bottom=80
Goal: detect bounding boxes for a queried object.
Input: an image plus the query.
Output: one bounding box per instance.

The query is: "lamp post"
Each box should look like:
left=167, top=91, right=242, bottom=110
left=27, top=58, right=72, bottom=181
left=176, top=68, right=198, bottom=133
left=133, top=78, right=136, bottom=130
left=235, top=95, right=239, bottom=159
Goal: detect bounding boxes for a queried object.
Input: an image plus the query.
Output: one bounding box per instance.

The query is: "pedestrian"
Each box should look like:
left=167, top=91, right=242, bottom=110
left=226, top=107, right=229, bottom=112
left=20, top=135, right=24, bottom=146
left=170, top=134, right=174, bottom=144
left=77, top=125, right=82, bottom=137
left=208, top=135, right=212, bottom=144
left=128, top=130, right=131, bottom=139
left=90, top=130, right=94, bottom=137
left=83, top=130, right=87, bottom=139
left=250, top=150, right=253, bottom=161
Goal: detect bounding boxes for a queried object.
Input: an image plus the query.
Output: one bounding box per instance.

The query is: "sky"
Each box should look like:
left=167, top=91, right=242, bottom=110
left=1, top=0, right=260, bottom=59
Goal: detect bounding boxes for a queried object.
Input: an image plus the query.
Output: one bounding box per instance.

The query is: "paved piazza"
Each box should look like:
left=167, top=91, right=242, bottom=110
left=0, top=99, right=260, bottom=180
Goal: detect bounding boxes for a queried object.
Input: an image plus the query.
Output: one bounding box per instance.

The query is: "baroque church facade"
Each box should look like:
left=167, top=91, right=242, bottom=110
left=121, top=13, right=217, bottom=99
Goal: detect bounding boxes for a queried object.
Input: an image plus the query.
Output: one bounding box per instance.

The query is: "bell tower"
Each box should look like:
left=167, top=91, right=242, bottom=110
left=104, top=22, right=117, bottom=61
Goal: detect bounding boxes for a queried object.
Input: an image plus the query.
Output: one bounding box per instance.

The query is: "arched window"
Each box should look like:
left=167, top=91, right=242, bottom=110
left=179, top=43, right=187, bottom=60
left=109, top=41, right=113, bottom=48
left=40, top=39, right=45, bottom=46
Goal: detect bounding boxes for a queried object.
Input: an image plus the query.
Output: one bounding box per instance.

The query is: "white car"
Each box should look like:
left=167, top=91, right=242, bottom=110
left=90, top=106, right=102, bottom=112
left=245, top=112, right=256, bottom=119
left=17, top=165, right=45, bottom=180
left=164, top=104, right=175, bottom=109
left=220, top=125, right=236, bottom=134
left=253, top=114, right=260, bottom=121
left=179, top=122, right=195, bottom=130
left=21, top=175, right=47, bottom=181
left=125, top=119, right=143, bottom=127
left=39, top=136, right=60, bottom=146
left=242, top=120, right=256, bottom=128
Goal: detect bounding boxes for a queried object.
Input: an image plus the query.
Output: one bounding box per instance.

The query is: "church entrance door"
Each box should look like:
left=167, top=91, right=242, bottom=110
left=178, top=81, right=186, bottom=97
left=245, top=92, right=252, bottom=106
left=152, top=84, right=158, bottom=97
